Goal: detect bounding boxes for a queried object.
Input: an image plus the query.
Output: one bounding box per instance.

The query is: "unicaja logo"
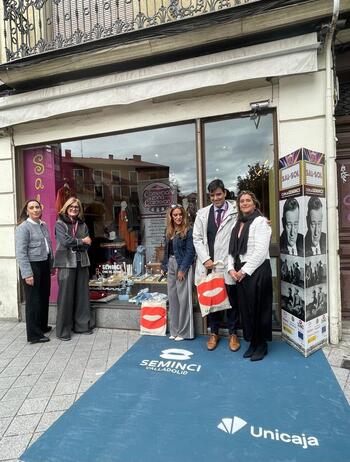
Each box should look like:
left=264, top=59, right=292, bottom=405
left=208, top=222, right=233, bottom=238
left=217, top=416, right=319, bottom=450
left=218, top=417, right=247, bottom=435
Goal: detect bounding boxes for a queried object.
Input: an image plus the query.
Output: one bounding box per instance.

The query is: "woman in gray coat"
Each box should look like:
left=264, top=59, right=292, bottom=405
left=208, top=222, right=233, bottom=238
left=54, top=197, right=92, bottom=340
left=15, top=199, right=54, bottom=344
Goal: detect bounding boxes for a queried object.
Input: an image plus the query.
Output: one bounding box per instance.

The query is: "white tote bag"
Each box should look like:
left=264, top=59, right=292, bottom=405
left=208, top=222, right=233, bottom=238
left=197, top=266, right=231, bottom=317
left=140, top=300, right=167, bottom=336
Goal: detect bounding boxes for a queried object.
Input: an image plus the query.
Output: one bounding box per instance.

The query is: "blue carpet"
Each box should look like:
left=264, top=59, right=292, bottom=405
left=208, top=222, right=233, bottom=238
left=20, top=337, right=350, bottom=462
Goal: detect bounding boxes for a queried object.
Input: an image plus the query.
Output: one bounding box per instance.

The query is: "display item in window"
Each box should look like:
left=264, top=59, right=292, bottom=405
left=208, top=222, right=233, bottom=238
left=118, top=200, right=138, bottom=253
left=132, top=245, right=146, bottom=276
left=54, top=197, right=93, bottom=341
left=161, top=204, right=196, bottom=340
left=55, top=181, right=73, bottom=213
left=15, top=199, right=54, bottom=344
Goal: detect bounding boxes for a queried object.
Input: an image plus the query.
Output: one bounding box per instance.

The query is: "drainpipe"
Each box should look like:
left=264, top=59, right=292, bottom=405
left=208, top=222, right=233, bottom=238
left=325, top=0, right=340, bottom=344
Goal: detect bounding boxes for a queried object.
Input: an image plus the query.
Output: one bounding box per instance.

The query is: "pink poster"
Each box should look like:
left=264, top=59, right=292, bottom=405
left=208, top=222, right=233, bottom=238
left=23, top=146, right=59, bottom=301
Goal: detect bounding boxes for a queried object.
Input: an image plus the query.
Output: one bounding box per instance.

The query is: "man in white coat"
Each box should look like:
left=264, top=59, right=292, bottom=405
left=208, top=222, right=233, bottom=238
left=193, top=179, right=240, bottom=351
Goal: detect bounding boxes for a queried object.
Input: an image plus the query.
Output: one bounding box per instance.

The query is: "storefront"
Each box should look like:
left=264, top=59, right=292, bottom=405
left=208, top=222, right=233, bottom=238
left=15, top=111, right=280, bottom=332
left=0, top=28, right=340, bottom=344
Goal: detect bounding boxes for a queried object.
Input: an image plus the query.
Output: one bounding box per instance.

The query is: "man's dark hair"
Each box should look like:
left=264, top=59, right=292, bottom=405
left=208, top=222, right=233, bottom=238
left=282, top=197, right=299, bottom=226
left=207, top=179, right=225, bottom=193
left=307, top=196, right=322, bottom=217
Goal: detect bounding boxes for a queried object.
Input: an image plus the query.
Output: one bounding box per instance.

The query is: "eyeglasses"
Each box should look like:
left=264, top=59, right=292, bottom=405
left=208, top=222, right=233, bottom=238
left=170, top=204, right=183, bottom=209
left=68, top=206, right=80, bottom=210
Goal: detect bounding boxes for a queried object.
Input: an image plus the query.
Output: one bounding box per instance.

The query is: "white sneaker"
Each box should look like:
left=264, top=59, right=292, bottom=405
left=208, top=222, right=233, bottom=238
left=175, top=336, right=184, bottom=341
left=169, top=335, right=176, bottom=340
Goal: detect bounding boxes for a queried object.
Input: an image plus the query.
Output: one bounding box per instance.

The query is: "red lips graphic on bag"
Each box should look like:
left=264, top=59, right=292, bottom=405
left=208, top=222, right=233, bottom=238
left=140, top=306, right=167, bottom=330
left=197, top=277, right=227, bottom=306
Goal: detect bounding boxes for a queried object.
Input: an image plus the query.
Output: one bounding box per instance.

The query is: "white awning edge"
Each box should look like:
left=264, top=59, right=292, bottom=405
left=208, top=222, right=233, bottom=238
left=0, top=33, right=319, bottom=129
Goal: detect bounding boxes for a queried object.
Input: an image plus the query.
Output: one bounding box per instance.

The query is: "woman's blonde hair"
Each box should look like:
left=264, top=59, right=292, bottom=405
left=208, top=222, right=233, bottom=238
left=165, top=204, right=189, bottom=239
left=60, top=197, right=84, bottom=220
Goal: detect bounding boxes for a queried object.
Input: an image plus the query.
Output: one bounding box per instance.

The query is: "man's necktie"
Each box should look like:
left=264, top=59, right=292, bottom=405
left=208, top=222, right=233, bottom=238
left=216, top=208, right=223, bottom=228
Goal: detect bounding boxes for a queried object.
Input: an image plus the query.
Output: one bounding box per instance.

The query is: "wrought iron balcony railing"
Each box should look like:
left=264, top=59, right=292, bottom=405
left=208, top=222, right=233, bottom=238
left=3, top=0, right=260, bottom=62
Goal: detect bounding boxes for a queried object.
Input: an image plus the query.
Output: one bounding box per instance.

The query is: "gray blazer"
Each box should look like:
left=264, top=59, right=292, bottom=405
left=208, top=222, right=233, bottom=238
left=53, top=217, right=90, bottom=268
left=15, top=220, right=53, bottom=279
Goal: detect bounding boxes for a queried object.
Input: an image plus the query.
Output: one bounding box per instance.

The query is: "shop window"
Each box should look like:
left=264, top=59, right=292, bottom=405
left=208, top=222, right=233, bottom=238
left=18, top=116, right=280, bottom=329
left=57, top=123, right=197, bottom=290
left=204, top=114, right=276, bottom=236
left=204, top=113, right=280, bottom=327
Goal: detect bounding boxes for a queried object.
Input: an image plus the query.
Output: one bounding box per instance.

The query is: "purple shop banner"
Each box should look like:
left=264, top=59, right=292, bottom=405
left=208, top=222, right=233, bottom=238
left=24, top=146, right=58, bottom=301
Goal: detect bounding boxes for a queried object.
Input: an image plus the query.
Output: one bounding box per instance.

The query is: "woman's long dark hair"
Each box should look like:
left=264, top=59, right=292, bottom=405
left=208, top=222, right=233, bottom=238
left=236, top=190, right=261, bottom=219
left=229, top=191, right=262, bottom=258
left=17, top=199, right=42, bottom=225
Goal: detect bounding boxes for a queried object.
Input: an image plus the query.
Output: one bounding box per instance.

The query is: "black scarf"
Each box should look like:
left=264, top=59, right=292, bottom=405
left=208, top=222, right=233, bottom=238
left=59, top=213, right=84, bottom=225
left=229, top=209, right=262, bottom=259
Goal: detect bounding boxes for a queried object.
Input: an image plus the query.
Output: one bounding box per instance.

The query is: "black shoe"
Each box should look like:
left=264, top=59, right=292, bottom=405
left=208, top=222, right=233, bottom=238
left=74, top=329, right=93, bottom=335
left=43, top=326, right=52, bottom=334
left=30, top=336, right=50, bottom=344
left=58, top=336, right=71, bottom=341
left=251, top=343, right=268, bottom=361
left=243, top=344, right=256, bottom=358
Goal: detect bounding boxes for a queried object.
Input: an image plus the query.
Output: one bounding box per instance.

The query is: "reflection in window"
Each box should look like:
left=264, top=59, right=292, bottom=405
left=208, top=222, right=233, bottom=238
left=112, top=185, right=122, bottom=201
left=204, top=114, right=276, bottom=241
left=59, top=123, right=197, bottom=277
left=73, top=169, right=84, bottom=193
left=111, top=170, right=121, bottom=183
left=93, top=170, right=103, bottom=184
left=204, top=114, right=279, bottom=327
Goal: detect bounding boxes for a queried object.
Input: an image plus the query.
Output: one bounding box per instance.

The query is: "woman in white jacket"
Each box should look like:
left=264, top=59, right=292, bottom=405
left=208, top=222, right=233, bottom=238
left=228, top=191, right=272, bottom=361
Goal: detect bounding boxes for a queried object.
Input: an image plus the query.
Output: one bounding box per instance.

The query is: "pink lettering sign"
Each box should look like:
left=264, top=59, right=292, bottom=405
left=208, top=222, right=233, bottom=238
left=23, top=146, right=59, bottom=301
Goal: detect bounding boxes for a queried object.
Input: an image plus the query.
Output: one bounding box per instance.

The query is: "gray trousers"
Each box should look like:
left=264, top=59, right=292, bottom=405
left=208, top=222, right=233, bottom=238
left=56, top=263, right=91, bottom=338
left=167, top=256, right=194, bottom=339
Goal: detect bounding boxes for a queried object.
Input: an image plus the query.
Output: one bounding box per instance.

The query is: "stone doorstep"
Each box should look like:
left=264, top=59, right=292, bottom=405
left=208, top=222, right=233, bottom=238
left=19, top=303, right=206, bottom=334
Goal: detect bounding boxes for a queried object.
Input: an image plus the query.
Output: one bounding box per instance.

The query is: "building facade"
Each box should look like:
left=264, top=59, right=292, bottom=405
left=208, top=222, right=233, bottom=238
left=0, top=0, right=349, bottom=347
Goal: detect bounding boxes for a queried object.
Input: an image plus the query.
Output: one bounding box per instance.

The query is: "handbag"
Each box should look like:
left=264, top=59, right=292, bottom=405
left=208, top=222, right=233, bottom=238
left=197, top=264, right=231, bottom=317
left=140, top=300, right=167, bottom=336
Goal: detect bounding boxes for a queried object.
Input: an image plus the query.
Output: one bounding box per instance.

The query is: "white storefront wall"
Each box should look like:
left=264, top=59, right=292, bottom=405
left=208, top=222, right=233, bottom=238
left=0, top=34, right=340, bottom=341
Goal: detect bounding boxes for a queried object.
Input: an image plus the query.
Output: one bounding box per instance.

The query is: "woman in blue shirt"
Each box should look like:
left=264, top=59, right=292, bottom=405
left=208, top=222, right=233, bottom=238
left=162, top=204, right=196, bottom=341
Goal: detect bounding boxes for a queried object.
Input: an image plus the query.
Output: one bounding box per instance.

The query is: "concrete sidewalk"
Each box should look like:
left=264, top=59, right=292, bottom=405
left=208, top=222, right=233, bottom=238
left=0, top=320, right=349, bottom=462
